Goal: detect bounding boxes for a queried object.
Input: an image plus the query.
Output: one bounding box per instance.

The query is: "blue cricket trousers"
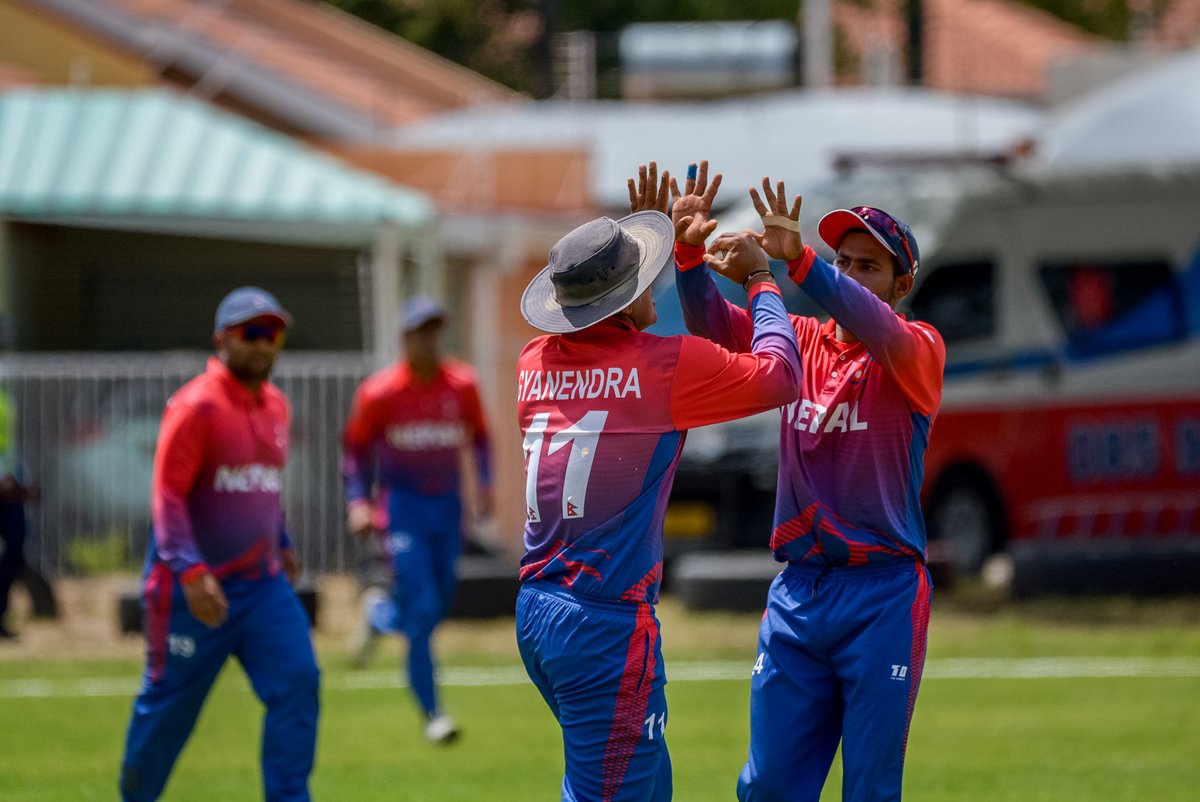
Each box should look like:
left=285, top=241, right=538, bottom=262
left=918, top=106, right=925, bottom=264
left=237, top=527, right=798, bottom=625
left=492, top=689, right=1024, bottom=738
left=738, top=559, right=932, bottom=802
left=373, top=489, right=462, bottom=717
left=119, top=569, right=320, bottom=802
left=517, top=583, right=672, bottom=802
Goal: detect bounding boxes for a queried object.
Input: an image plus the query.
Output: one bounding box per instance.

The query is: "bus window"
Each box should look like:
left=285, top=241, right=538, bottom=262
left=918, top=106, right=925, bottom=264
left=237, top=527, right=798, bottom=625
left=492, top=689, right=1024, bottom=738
left=906, top=261, right=995, bottom=345
left=1039, top=260, right=1185, bottom=357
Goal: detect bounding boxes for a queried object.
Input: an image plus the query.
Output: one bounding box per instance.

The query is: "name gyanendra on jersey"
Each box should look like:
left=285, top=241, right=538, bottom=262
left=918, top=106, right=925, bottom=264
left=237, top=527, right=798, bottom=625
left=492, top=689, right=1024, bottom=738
left=518, top=367, right=642, bottom=402
left=213, top=464, right=283, bottom=493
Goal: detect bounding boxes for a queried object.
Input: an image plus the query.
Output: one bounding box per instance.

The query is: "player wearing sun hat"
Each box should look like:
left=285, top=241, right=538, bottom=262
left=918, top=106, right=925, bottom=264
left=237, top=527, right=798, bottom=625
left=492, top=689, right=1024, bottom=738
left=515, top=161, right=801, bottom=801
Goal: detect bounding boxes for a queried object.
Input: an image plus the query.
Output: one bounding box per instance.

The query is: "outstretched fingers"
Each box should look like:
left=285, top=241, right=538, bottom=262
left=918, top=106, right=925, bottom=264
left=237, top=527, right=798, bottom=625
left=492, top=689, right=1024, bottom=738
left=628, top=161, right=672, bottom=214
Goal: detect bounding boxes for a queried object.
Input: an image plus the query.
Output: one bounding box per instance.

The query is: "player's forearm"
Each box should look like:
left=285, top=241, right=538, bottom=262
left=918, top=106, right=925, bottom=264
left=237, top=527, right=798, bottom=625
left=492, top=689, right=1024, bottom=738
left=747, top=283, right=802, bottom=394
left=473, top=439, right=493, bottom=492
left=339, top=450, right=373, bottom=504
left=676, top=244, right=753, bottom=351
left=791, top=250, right=919, bottom=365
left=152, top=493, right=206, bottom=574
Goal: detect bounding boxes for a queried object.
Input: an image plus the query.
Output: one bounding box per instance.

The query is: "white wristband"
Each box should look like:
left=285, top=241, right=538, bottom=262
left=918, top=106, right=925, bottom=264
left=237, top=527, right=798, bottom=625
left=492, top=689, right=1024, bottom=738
left=761, top=214, right=800, bottom=232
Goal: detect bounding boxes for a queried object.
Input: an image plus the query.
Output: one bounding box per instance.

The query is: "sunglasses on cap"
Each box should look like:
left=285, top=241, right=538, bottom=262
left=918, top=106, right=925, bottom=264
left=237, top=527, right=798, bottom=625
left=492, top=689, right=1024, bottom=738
left=851, top=206, right=919, bottom=276
left=231, top=322, right=286, bottom=344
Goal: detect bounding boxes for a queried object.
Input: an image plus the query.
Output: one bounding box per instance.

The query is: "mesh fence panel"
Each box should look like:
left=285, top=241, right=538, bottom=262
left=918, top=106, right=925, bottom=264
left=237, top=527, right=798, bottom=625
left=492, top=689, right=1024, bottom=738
left=0, top=352, right=373, bottom=577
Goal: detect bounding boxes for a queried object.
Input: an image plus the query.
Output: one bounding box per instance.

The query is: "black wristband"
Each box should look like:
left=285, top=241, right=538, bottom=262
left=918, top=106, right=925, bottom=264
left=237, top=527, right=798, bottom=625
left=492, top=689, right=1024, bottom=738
left=743, top=270, right=773, bottom=291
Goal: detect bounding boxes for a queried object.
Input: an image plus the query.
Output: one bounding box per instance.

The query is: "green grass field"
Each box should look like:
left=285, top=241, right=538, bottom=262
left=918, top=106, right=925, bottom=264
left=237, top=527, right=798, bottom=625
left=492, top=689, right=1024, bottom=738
left=1, top=582, right=1199, bottom=801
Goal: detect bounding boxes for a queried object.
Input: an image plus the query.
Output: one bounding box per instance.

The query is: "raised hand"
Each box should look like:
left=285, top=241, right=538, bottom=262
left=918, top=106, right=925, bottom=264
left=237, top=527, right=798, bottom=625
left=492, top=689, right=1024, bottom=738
left=704, top=231, right=771, bottom=288
left=749, top=176, right=805, bottom=262
left=669, top=160, right=722, bottom=246
left=627, top=161, right=672, bottom=215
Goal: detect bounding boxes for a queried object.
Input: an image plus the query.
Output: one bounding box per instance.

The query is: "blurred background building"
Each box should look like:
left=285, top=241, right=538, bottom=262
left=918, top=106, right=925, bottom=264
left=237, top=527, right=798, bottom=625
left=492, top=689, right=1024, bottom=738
left=0, top=0, right=1197, bottom=595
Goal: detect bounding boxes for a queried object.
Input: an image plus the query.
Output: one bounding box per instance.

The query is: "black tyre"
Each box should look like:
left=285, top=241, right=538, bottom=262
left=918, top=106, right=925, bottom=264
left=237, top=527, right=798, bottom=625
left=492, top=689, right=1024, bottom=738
left=926, top=472, right=1004, bottom=574
left=117, top=591, right=143, bottom=634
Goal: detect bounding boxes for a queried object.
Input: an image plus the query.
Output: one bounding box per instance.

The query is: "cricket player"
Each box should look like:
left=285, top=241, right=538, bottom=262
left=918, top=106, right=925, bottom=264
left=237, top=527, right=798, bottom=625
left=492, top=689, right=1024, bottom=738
left=515, top=162, right=801, bottom=802
left=342, top=295, right=493, bottom=744
left=119, top=287, right=319, bottom=802
left=676, top=166, right=945, bottom=801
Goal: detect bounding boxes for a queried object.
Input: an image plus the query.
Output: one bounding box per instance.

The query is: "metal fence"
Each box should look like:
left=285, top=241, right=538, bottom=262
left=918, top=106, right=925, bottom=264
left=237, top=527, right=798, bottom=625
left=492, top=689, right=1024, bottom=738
left=1, top=352, right=374, bottom=577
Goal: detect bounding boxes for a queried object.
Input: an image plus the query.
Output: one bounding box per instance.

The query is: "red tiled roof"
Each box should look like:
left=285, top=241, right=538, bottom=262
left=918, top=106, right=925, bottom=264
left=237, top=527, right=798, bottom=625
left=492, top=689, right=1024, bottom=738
left=923, top=0, right=1103, bottom=97
left=0, top=61, right=43, bottom=90
left=1155, top=0, right=1200, bottom=47
left=53, top=0, right=521, bottom=128
left=834, top=0, right=1106, bottom=99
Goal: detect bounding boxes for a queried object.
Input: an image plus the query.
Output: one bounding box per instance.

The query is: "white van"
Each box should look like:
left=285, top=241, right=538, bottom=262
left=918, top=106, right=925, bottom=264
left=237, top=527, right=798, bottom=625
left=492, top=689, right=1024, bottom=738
left=907, top=166, right=1200, bottom=591
left=660, top=165, right=1200, bottom=593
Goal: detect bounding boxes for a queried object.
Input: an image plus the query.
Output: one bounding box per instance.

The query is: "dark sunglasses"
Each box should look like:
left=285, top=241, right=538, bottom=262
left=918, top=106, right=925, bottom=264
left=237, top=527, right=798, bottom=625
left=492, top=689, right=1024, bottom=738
left=852, top=206, right=919, bottom=276
left=232, top=323, right=285, bottom=344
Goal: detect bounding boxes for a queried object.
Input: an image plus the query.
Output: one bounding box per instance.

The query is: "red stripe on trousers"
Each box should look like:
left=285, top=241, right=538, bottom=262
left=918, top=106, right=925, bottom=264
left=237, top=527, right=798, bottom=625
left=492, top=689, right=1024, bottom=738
left=144, top=563, right=174, bottom=684
left=600, top=603, right=658, bottom=802
left=903, top=563, right=932, bottom=759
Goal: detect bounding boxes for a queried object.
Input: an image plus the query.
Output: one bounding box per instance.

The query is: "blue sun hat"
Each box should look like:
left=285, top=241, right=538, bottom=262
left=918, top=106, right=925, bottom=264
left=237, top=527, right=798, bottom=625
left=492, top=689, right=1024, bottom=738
left=521, top=211, right=674, bottom=333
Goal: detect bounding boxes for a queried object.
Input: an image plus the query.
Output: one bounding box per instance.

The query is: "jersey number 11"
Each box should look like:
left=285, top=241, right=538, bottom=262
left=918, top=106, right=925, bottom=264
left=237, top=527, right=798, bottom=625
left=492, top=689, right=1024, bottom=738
left=522, top=410, right=609, bottom=523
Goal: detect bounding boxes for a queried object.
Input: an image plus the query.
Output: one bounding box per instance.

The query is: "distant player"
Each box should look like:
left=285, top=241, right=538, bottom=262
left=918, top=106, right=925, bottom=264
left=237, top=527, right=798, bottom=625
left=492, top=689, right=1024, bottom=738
left=342, top=296, right=493, bottom=744
left=676, top=166, right=945, bottom=801
left=515, top=161, right=801, bottom=801
left=0, top=325, right=30, bottom=642
left=119, top=287, right=319, bottom=802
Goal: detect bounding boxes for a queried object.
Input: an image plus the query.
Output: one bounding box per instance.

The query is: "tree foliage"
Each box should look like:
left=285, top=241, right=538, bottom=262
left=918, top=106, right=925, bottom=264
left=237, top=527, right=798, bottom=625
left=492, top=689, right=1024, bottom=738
left=320, top=0, right=1152, bottom=96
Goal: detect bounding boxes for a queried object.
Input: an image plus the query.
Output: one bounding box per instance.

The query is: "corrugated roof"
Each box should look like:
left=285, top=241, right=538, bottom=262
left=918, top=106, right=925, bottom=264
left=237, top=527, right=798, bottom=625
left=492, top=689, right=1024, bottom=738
left=0, top=87, right=433, bottom=244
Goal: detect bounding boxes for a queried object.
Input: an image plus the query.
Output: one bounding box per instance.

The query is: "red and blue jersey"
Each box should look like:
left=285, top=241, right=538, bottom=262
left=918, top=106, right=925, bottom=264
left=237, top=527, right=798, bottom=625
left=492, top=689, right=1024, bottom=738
left=342, top=359, right=492, bottom=516
left=151, top=358, right=291, bottom=580
left=517, top=281, right=801, bottom=605
left=678, top=245, right=946, bottom=566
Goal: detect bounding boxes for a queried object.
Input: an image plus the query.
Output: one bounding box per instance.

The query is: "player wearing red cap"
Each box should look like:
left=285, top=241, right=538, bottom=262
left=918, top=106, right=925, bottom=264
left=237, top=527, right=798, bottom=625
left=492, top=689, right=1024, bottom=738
left=677, top=168, right=945, bottom=802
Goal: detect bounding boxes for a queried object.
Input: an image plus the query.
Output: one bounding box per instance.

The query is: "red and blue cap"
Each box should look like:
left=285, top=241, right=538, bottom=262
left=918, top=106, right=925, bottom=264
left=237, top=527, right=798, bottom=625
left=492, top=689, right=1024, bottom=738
left=214, top=286, right=292, bottom=331
left=817, top=206, right=921, bottom=276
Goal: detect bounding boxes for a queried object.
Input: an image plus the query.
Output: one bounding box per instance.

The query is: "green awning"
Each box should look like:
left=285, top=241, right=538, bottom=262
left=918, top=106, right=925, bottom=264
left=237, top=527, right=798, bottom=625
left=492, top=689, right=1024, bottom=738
left=0, top=88, right=433, bottom=246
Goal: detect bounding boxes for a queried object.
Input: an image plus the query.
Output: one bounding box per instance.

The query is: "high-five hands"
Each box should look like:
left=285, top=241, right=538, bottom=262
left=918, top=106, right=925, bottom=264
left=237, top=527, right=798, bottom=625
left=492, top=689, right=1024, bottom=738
left=626, top=163, right=797, bottom=280
left=627, top=161, right=672, bottom=215
left=704, top=231, right=772, bottom=289
left=629, top=159, right=722, bottom=249
left=749, top=176, right=805, bottom=262
left=670, top=160, right=722, bottom=246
